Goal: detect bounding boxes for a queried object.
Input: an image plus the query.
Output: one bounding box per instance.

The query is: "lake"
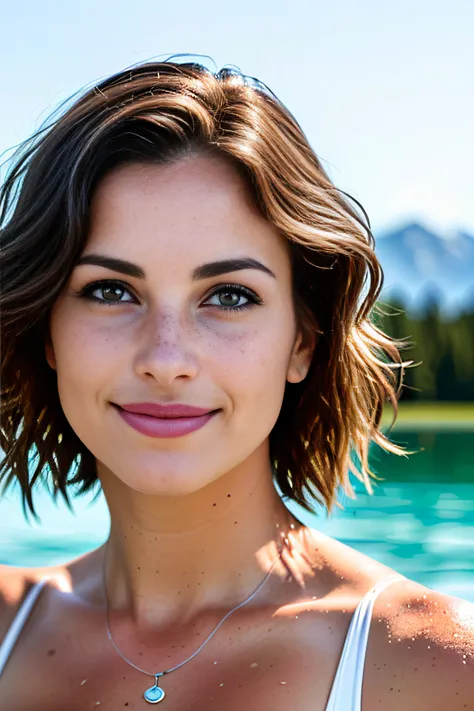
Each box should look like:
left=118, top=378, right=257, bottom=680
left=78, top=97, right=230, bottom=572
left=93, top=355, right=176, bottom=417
left=0, top=429, right=473, bottom=602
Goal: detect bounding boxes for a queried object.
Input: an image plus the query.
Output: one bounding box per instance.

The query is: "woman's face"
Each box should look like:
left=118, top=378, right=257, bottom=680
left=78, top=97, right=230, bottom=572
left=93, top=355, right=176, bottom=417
left=46, top=153, right=314, bottom=496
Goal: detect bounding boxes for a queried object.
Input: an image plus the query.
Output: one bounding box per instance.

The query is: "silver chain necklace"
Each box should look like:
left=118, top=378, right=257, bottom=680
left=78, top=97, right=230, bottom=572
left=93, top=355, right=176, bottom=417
left=103, top=536, right=284, bottom=704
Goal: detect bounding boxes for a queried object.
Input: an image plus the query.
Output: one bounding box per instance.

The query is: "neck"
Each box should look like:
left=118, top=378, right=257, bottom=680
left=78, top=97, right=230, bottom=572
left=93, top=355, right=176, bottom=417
left=98, top=444, right=301, bottom=632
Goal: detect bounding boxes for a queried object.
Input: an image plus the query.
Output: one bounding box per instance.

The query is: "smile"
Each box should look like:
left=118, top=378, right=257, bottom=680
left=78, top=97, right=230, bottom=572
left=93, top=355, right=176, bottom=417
left=113, top=405, right=219, bottom=438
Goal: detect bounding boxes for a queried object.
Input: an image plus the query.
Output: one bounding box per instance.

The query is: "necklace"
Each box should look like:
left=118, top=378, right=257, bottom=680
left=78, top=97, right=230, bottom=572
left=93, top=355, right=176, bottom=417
left=102, top=536, right=284, bottom=704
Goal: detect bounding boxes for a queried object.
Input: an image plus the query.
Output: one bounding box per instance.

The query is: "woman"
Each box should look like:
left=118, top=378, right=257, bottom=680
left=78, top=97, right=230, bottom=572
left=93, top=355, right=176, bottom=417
left=0, top=59, right=472, bottom=710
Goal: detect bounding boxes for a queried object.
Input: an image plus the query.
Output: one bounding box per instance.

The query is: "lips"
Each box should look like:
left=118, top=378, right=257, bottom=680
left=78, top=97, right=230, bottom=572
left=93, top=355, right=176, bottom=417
left=117, top=402, right=215, bottom=418
left=113, top=402, right=219, bottom=438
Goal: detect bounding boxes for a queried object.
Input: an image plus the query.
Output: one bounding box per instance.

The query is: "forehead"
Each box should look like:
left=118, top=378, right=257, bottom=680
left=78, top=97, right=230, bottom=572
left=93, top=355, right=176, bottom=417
left=86, top=153, right=291, bottom=277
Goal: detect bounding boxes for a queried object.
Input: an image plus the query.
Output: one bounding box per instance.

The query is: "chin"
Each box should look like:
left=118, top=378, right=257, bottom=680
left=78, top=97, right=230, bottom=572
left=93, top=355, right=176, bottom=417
left=112, top=457, right=223, bottom=498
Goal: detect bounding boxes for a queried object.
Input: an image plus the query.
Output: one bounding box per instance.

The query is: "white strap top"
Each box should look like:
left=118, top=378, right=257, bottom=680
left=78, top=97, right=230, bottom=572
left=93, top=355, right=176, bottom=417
left=0, top=573, right=405, bottom=708
left=325, top=574, right=405, bottom=710
left=0, top=577, right=50, bottom=675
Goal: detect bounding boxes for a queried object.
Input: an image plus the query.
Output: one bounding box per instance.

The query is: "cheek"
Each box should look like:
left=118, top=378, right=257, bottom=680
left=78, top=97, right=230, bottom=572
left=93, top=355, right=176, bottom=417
left=50, top=309, right=122, bottom=402
left=208, top=325, right=292, bottom=406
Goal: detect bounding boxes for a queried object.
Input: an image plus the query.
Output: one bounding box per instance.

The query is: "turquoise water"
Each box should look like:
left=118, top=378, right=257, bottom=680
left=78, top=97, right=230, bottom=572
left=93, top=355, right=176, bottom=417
left=0, top=430, right=473, bottom=602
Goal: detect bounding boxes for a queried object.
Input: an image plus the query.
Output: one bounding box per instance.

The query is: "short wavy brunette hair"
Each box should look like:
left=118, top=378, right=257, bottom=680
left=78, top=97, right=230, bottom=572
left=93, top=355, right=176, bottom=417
left=0, top=58, right=412, bottom=520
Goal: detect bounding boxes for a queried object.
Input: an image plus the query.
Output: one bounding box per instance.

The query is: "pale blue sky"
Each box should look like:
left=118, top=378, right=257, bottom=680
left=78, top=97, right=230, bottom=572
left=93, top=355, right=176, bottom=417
left=1, top=0, right=473, bottom=233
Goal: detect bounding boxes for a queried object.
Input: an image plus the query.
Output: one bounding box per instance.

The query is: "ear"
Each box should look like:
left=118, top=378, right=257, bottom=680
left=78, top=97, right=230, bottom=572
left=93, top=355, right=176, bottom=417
left=286, top=328, right=318, bottom=384
left=44, top=336, right=57, bottom=371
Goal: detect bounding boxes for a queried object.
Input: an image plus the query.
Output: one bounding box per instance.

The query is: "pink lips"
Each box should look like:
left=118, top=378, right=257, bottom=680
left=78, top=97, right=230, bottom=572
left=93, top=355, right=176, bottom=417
left=114, top=402, right=219, bottom=438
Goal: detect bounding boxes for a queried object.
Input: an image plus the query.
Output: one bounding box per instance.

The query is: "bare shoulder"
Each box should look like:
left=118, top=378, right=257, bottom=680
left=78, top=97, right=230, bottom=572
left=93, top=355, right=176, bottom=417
left=0, top=563, right=47, bottom=642
left=0, top=548, right=100, bottom=642
left=365, top=576, right=474, bottom=711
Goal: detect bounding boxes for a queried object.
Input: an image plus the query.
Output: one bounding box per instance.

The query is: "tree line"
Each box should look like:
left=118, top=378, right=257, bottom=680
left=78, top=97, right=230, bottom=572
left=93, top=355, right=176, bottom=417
left=375, top=292, right=474, bottom=401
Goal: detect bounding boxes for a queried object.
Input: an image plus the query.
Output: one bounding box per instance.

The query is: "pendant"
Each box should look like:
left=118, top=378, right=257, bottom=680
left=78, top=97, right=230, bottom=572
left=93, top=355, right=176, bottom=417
left=144, top=679, right=166, bottom=704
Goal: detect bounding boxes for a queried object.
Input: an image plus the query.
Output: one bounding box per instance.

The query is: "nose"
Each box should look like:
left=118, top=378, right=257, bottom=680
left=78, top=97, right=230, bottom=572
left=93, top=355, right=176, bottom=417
left=133, top=311, right=200, bottom=386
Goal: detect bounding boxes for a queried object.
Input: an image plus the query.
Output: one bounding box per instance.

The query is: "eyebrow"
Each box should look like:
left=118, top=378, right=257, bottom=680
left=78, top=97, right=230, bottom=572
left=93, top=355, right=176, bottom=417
left=74, top=254, right=276, bottom=281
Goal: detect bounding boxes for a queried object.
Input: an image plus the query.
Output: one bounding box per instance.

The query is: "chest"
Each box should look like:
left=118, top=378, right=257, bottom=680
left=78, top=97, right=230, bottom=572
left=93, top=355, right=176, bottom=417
left=0, top=605, right=352, bottom=711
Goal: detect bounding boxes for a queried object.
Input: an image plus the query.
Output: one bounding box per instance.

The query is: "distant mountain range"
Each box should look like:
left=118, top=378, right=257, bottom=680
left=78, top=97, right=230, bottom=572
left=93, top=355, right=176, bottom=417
left=374, top=222, right=474, bottom=317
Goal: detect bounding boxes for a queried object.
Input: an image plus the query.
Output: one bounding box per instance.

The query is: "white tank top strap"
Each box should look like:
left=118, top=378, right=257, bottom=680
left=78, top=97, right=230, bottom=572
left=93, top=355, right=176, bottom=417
left=0, top=577, right=50, bottom=676
left=325, top=574, right=406, bottom=711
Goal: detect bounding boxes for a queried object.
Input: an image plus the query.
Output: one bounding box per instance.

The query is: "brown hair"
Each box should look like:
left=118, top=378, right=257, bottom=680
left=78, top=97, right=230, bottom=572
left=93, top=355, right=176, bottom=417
left=0, top=58, right=413, bottom=521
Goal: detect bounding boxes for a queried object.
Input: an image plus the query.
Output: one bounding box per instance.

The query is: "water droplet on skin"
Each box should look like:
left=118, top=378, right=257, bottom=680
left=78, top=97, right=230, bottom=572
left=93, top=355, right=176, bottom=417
left=280, top=681, right=287, bottom=684
left=220, top=683, right=224, bottom=687
left=251, top=663, right=258, bottom=668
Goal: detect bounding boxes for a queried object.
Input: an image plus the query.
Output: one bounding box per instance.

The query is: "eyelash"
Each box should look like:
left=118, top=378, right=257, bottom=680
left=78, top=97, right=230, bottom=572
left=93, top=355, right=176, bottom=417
left=75, top=279, right=263, bottom=312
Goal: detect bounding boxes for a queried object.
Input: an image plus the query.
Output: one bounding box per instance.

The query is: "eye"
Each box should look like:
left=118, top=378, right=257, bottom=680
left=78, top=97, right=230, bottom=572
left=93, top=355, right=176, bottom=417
left=76, top=279, right=136, bottom=306
left=75, top=280, right=263, bottom=312
left=202, top=284, right=262, bottom=312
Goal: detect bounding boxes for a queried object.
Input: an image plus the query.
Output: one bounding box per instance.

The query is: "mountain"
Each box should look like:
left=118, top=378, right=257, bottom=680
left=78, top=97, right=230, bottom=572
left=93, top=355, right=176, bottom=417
left=374, top=222, right=474, bottom=317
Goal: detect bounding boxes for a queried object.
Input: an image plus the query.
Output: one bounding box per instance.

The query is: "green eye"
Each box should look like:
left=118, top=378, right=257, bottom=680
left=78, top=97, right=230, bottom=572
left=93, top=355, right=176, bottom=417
left=203, top=284, right=262, bottom=312
left=77, top=280, right=136, bottom=306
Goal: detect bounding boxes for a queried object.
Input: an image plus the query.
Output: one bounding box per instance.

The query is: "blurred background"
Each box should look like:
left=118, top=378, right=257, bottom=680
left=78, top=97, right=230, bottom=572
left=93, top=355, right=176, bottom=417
left=1, top=1, right=473, bottom=600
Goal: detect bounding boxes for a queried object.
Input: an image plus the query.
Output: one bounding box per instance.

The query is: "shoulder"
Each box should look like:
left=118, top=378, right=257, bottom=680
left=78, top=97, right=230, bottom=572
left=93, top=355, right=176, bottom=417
left=0, top=564, right=41, bottom=642
left=0, top=560, right=78, bottom=642
left=365, top=576, right=474, bottom=711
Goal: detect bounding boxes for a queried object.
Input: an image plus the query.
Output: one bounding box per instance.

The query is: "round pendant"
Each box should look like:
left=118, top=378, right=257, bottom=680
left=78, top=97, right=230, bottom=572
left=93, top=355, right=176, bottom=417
left=144, top=684, right=166, bottom=704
